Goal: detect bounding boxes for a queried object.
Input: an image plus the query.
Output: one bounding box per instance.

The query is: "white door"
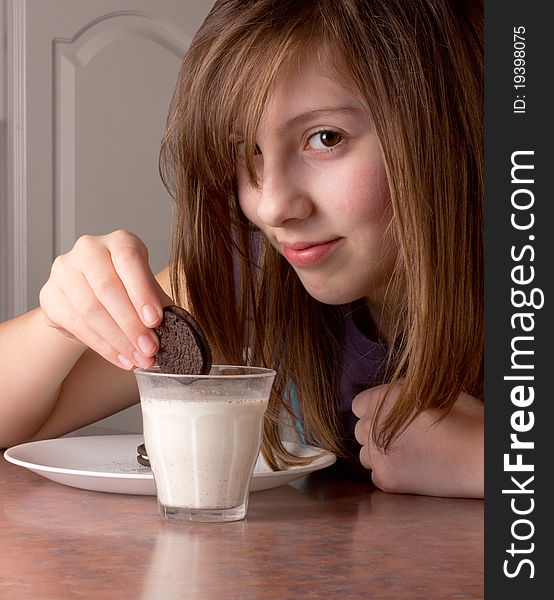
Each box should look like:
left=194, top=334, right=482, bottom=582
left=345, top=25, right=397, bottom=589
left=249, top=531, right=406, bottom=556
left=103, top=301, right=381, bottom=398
left=2, top=0, right=215, bottom=320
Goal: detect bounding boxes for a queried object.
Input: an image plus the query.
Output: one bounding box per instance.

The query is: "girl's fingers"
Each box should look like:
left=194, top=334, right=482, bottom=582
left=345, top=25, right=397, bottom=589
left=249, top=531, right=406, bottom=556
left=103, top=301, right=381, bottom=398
left=101, top=231, right=166, bottom=328
left=43, top=282, right=151, bottom=370
left=351, top=393, right=365, bottom=418
left=358, top=444, right=372, bottom=470
left=72, top=232, right=162, bottom=357
left=80, top=257, right=159, bottom=359
left=354, top=407, right=373, bottom=470
left=354, top=416, right=370, bottom=447
left=354, top=417, right=373, bottom=470
left=59, top=267, right=154, bottom=369
left=43, top=231, right=166, bottom=369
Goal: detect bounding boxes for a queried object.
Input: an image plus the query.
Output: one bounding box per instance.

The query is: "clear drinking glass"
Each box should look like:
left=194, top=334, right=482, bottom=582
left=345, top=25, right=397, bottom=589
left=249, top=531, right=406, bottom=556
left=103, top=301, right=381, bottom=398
left=134, top=365, right=276, bottom=523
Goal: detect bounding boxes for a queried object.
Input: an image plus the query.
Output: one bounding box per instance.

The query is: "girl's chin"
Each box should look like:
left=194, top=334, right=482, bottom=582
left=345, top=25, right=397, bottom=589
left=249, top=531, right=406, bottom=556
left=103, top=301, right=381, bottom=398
left=301, top=283, right=366, bottom=306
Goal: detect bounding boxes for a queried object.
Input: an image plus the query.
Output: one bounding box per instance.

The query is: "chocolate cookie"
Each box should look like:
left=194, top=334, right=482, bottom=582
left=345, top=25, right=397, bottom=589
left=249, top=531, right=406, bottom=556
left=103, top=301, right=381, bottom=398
left=137, top=443, right=150, bottom=468
left=154, top=305, right=212, bottom=375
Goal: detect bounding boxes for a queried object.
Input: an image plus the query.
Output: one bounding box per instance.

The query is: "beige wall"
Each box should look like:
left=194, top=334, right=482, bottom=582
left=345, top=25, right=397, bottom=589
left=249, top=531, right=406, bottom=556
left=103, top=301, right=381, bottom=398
left=0, top=0, right=215, bottom=322
left=1, top=0, right=8, bottom=321
left=0, top=0, right=215, bottom=433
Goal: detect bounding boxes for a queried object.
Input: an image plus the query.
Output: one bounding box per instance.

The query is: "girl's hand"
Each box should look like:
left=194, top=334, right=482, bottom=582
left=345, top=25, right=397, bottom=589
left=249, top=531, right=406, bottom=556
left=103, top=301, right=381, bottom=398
left=39, top=230, right=173, bottom=370
left=352, top=383, right=484, bottom=498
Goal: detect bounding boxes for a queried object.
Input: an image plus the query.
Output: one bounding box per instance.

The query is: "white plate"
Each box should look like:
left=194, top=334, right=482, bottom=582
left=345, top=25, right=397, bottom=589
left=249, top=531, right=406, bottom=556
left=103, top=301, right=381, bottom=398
left=3, top=434, right=336, bottom=496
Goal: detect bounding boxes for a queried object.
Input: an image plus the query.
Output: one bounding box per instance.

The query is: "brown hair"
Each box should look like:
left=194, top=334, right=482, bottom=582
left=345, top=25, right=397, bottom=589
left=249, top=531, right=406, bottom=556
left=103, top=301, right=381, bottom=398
left=159, top=0, right=483, bottom=467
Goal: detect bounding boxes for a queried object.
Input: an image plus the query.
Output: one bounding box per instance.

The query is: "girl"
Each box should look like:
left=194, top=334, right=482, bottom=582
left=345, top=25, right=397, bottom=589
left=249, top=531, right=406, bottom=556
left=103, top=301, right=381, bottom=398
left=0, top=0, right=483, bottom=498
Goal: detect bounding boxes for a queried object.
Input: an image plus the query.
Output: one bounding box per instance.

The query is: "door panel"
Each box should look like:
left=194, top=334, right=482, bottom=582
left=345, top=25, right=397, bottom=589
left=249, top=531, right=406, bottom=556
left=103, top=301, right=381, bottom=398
left=3, top=0, right=215, bottom=431
left=13, top=0, right=215, bottom=311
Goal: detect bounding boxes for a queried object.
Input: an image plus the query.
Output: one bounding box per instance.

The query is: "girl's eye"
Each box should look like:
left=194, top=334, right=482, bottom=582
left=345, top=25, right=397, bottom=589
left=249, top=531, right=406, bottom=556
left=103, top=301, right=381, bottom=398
left=236, top=142, right=262, bottom=156
left=306, top=130, right=344, bottom=151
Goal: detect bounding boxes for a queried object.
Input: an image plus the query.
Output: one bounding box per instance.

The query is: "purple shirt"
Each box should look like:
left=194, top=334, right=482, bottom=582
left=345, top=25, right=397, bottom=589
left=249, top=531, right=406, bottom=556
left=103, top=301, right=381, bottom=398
left=338, top=302, right=388, bottom=451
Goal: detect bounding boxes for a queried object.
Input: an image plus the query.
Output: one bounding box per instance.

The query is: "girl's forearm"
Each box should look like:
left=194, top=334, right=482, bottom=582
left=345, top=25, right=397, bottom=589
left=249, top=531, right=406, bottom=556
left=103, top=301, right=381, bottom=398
left=0, top=308, right=86, bottom=448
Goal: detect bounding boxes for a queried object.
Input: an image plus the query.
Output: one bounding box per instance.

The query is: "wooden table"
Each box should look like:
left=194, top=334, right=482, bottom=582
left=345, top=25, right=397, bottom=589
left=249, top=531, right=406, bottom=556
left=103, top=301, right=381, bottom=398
left=0, top=451, right=483, bottom=599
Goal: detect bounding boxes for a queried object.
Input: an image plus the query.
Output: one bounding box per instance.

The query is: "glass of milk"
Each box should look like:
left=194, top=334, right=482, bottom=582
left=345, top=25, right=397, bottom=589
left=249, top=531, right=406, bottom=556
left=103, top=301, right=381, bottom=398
left=134, top=365, right=276, bottom=522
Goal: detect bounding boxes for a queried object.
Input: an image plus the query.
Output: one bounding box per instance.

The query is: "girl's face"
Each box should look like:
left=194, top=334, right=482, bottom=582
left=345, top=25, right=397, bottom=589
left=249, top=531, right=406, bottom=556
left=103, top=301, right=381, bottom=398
left=237, top=56, right=396, bottom=310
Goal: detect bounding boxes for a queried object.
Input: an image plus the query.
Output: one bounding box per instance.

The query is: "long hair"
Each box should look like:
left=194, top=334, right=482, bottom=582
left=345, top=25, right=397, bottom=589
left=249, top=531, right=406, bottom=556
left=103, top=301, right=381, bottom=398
left=159, top=0, right=483, bottom=466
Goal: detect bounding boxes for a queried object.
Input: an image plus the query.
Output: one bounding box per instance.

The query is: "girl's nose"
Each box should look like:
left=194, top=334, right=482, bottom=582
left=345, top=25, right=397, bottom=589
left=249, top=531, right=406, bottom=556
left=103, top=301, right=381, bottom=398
left=256, top=161, right=313, bottom=227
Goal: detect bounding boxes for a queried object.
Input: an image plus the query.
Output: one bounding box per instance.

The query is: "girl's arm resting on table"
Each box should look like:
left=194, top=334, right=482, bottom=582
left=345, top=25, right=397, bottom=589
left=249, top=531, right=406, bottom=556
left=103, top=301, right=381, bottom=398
left=352, top=384, right=484, bottom=498
left=0, top=265, right=172, bottom=449
left=0, top=310, right=140, bottom=448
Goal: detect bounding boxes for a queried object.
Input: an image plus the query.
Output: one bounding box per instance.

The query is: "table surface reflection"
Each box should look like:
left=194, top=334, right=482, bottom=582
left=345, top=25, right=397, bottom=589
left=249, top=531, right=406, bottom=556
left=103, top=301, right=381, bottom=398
left=1, top=450, right=483, bottom=599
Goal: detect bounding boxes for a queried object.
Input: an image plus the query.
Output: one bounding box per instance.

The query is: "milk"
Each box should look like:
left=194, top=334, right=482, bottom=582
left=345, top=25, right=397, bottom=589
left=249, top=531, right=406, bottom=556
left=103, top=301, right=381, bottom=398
left=141, top=396, right=268, bottom=509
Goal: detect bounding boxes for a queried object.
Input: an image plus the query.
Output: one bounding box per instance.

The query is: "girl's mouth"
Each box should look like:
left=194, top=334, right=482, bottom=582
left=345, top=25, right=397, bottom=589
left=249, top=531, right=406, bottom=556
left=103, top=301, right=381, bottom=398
left=282, top=238, right=343, bottom=267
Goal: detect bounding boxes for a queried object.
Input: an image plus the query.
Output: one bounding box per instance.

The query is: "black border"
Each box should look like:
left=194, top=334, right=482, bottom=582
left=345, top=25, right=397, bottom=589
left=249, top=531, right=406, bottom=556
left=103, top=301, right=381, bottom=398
left=485, top=1, right=552, bottom=596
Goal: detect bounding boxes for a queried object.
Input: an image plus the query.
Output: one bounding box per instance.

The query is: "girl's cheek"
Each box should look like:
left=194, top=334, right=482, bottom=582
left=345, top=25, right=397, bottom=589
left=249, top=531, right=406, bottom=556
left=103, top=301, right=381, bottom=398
left=236, top=184, right=259, bottom=226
